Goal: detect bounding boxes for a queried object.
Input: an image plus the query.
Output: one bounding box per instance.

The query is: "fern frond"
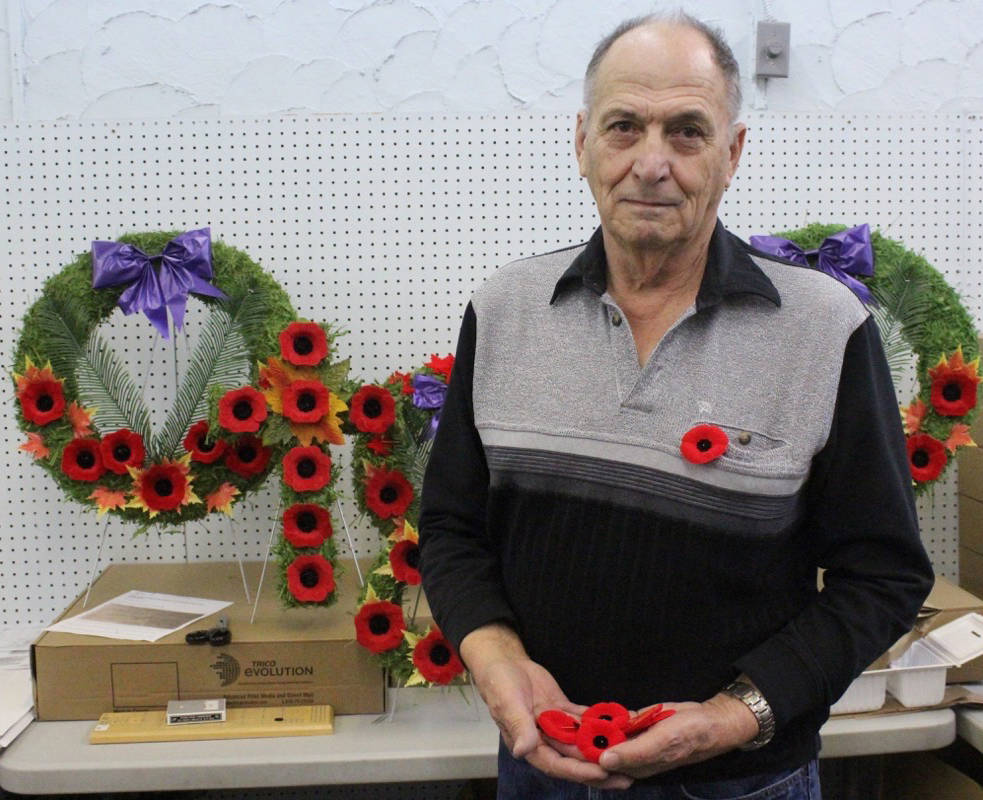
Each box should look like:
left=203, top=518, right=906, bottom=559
left=871, top=254, right=935, bottom=388
left=32, top=296, right=93, bottom=385
left=152, top=300, right=254, bottom=460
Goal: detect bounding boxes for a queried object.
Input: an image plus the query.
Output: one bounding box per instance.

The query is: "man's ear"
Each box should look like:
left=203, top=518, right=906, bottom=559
left=726, top=122, right=747, bottom=186
left=575, top=110, right=588, bottom=177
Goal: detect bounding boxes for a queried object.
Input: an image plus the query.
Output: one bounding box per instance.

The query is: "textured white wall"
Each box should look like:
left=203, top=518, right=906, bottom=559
left=2, top=0, right=982, bottom=121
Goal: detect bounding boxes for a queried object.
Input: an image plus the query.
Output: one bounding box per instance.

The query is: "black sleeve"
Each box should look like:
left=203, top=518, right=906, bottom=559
left=419, top=302, right=518, bottom=652
left=736, top=316, right=935, bottom=727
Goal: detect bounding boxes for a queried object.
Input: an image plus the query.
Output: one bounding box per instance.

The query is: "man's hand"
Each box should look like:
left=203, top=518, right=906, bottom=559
left=597, top=693, right=760, bottom=779
left=460, top=624, right=633, bottom=790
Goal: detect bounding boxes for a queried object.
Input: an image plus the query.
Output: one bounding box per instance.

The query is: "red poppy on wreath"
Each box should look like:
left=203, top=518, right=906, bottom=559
left=349, top=385, right=396, bottom=434
left=928, top=347, right=981, bottom=417
left=218, top=386, right=268, bottom=433
left=283, top=445, right=333, bottom=492
left=61, top=438, right=105, bottom=482
left=99, top=429, right=146, bottom=475
left=224, top=435, right=272, bottom=478
left=680, top=424, right=729, bottom=464
left=426, top=353, right=455, bottom=383
left=279, top=321, right=328, bottom=367
left=354, top=600, right=406, bottom=653
left=410, top=627, right=464, bottom=685
left=183, top=420, right=226, bottom=464
left=575, top=717, right=627, bottom=763
left=367, top=435, right=393, bottom=455
left=283, top=503, right=333, bottom=548
left=18, top=378, right=66, bottom=426
left=907, top=433, right=948, bottom=482
left=127, top=457, right=200, bottom=516
left=364, top=464, right=414, bottom=519
left=282, top=379, right=331, bottom=424
left=286, top=554, right=335, bottom=603
left=389, top=539, right=422, bottom=585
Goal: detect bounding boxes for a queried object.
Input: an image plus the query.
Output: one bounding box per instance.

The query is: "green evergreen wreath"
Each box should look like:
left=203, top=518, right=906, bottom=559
left=774, top=224, right=980, bottom=493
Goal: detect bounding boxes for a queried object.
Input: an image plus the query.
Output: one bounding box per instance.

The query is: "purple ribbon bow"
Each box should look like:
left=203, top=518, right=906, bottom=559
left=412, top=374, right=448, bottom=440
left=91, top=227, right=227, bottom=338
left=749, top=224, right=875, bottom=305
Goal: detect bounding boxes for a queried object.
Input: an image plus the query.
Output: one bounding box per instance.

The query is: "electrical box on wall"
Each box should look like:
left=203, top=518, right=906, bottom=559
left=756, top=21, right=790, bottom=78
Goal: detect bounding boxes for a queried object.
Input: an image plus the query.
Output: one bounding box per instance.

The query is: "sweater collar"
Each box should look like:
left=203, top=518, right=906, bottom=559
left=550, top=220, right=781, bottom=309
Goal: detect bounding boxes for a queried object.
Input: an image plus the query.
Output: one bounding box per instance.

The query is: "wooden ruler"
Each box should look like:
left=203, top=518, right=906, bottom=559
left=90, top=704, right=334, bottom=744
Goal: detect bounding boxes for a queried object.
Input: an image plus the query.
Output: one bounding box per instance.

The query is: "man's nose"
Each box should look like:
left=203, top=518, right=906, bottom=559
left=632, top=133, right=671, bottom=183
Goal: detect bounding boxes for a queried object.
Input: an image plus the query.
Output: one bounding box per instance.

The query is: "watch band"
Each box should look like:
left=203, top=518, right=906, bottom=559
left=723, top=679, right=776, bottom=750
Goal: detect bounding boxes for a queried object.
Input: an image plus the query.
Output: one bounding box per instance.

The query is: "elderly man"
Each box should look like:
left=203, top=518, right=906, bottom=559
left=420, top=11, right=932, bottom=798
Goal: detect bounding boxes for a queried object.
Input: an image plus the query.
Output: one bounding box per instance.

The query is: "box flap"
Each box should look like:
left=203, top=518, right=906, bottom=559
left=922, top=612, right=983, bottom=666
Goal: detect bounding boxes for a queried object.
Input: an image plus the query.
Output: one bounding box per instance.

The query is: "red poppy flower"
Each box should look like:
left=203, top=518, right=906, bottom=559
left=389, top=539, right=422, bottom=585
left=582, top=702, right=630, bottom=730
left=183, top=420, right=227, bottom=464
left=426, top=353, right=455, bottom=382
left=349, top=385, right=396, bottom=434
left=218, top=387, right=268, bottom=433
left=286, top=554, right=335, bottom=603
left=680, top=424, right=729, bottom=464
left=61, top=438, right=105, bottom=482
left=907, top=433, right=947, bottom=482
left=367, top=435, right=393, bottom=455
left=537, top=710, right=579, bottom=744
left=99, top=429, right=145, bottom=475
left=279, top=322, right=328, bottom=367
left=575, top=718, right=626, bottom=763
left=364, top=466, right=414, bottom=519
left=19, top=379, right=66, bottom=426
left=624, top=705, right=676, bottom=735
left=283, top=503, right=333, bottom=548
left=282, top=380, right=331, bottom=424
left=224, top=435, right=272, bottom=478
left=283, top=445, right=333, bottom=492
left=132, top=462, right=191, bottom=512
left=929, top=349, right=981, bottom=417
left=354, top=600, right=406, bottom=653
left=411, top=628, right=464, bottom=685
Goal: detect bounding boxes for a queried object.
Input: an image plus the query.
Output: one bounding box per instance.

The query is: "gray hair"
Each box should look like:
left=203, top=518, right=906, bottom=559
left=583, top=11, right=742, bottom=122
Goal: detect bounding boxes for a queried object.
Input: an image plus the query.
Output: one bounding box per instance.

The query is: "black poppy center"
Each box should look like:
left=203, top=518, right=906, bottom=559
left=369, top=614, right=391, bottom=635
left=196, top=436, right=215, bottom=453
left=154, top=478, right=174, bottom=497
left=233, top=399, right=254, bottom=420
left=912, top=449, right=930, bottom=468
left=36, top=394, right=54, bottom=411
left=77, top=451, right=96, bottom=469
left=696, top=438, right=713, bottom=452
left=112, top=443, right=132, bottom=462
left=363, top=397, right=382, bottom=418
left=297, top=391, right=317, bottom=412
left=405, top=546, right=420, bottom=569
left=943, top=382, right=963, bottom=402
left=429, top=643, right=451, bottom=666
left=238, top=445, right=257, bottom=463
left=297, top=511, right=318, bottom=532
left=293, top=335, right=314, bottom=355
left=593, top=735, right=609, bottom=749
left=300, top=566, right=320, bottom=588
left=380, top=486, right=398, bottom=503
left=599, top=714, right=613, bottom=721
left=297, top=458, right=317, bottom=478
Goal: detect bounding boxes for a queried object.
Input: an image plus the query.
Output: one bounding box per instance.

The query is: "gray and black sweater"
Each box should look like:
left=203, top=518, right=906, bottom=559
left=419, top=222, right=933, bottom=782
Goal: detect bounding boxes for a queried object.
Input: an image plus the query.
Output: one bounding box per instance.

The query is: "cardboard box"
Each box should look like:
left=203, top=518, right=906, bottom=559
left=32, top=559, right=385, bottom=721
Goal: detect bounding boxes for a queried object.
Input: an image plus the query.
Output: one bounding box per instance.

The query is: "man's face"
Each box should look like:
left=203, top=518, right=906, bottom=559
left=575, top=24, right=745, bottom=257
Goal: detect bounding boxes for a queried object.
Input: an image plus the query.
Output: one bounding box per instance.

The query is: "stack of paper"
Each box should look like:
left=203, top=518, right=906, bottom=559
left=0, top=626, right=41, bottom=748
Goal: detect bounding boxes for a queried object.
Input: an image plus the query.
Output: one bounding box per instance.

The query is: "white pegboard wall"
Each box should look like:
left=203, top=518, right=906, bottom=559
left=1, top=112, right=979, bottom=627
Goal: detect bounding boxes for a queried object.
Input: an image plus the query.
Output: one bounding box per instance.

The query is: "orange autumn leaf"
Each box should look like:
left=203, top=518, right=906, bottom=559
left=902, top=398, right=928, bottom=434
left=68, top=401, right=97, bottom=438
left=928, top=346, right=982, bottom=385
left=206, top=482, right=240, bottom=515
left=289, top=391, right=348, bottom=447
left=12, top=357, right=60, bottom=396
left=19, top=433, right=50, bottom=460
left=944, top=424, right=977, bottom=453
left=258, top=357, right=318, bottom=415
left=89, top=486, right=127, bottom=515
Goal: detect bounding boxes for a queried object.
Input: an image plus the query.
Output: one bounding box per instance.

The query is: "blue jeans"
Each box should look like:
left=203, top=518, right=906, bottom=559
left=496, top=741, right=821, bottom=799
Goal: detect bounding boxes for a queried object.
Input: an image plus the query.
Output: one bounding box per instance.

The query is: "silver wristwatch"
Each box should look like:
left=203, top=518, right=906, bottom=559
left=723, top=679, right=776, bottom=750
